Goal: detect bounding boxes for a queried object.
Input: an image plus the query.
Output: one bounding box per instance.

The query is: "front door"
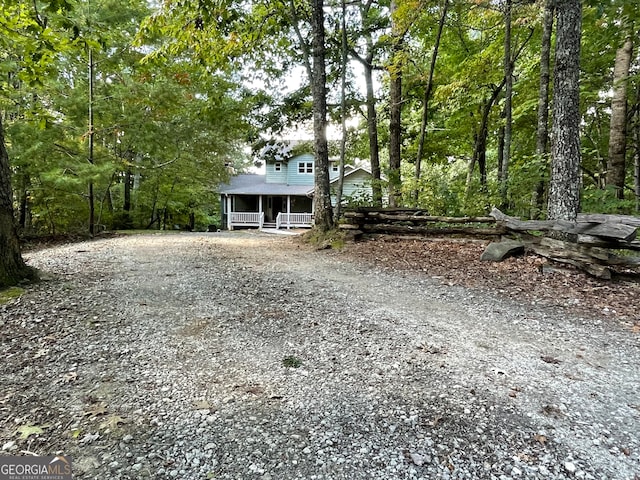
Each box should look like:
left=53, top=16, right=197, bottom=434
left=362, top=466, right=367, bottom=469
left=266, top=196, right=284, bottom=222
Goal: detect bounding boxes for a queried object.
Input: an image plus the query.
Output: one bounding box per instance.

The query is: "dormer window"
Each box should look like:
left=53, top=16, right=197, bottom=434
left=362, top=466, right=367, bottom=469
left=298, top=161, right=313, bottom=174
left=274, top=162, right=282, bottom=172
left=331, top=164, right=339, bottom=173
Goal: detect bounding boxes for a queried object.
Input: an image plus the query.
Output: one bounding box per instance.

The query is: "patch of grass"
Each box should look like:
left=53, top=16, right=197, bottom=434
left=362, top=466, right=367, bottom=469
left=282, top=356, right=303, bottom=368
left=301, top=227, right=346, bottom=250
left=0, top=287, right=25, bottom=304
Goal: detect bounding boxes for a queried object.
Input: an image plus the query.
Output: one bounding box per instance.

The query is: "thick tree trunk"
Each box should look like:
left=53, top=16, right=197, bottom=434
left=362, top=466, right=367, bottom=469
left=414, top=0, right=448, bottom=205
left=310, top=0, right=333, bottom=231
left=606, top=32, right=633, bottom=199
left=547, top=0, right=582, bottom=222
left=531, top=0, right=555, bottom=219
left=388, top=0, right=403, bottom=207
left=0, top=116, right=36, bottom=288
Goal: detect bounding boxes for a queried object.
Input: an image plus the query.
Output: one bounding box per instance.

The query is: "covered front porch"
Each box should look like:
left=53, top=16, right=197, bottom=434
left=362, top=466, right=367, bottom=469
left=223, top=194, right=313, bottom=230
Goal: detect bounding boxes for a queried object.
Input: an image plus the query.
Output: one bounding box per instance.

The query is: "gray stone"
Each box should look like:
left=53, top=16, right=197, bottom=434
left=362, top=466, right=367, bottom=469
left=480, top=240, right=525, bottom=262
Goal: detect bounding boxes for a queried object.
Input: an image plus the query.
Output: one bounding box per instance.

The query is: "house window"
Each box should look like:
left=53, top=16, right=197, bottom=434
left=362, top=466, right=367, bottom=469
left=331, top=164, right=339, bottom=173
left=298, top=161, right=313, bottom=174
left=274, top=162, right=282, bottom=172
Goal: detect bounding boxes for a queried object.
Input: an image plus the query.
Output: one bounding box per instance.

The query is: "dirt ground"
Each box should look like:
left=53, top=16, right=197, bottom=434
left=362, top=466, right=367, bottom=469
left=339, top=235, right=640, bottom=328
left=1, top=231, right=638, bottom=479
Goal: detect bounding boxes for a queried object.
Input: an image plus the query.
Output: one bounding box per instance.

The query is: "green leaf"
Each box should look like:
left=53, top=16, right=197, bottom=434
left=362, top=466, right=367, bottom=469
left=15, top=424, right=49, bottom=440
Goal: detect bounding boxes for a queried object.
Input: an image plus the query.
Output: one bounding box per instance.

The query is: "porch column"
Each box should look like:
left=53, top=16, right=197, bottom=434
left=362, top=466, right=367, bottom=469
left=287, top=196, right=291, bottom=229
left=226, top=196, right=233, bottom=230
left=259, top=195, right=263, bottom=228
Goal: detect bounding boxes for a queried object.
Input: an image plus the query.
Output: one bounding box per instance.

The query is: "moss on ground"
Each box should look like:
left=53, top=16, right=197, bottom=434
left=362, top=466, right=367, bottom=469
left=300, top=227, right=346, bottom=250
left=0, top=287, right=25, bottom=304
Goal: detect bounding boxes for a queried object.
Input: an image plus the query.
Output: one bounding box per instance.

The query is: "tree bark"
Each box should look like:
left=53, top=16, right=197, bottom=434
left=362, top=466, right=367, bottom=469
left=635, top=84, right=640, bottom=211
left=466, top=81, right=505, bottom=192
left=531, top=0, right=555, bottom=219
left=334, top=0, right=348, bottom=222
left=351, top=1, right=382, bottom=207
left=363, top=58, right=382, bottom=206
left=124, top=168, right=132, bottom=213
left=388, top=0, right=403, bottom=207
left=500, top=0, right=513, bottom=205
left=0, top=115, right=36, bottom=288
left=547, top=0, right=582, bottom=222
left=88, top=48, right=96, bottom=236
left=606, top=31, right=633, bottom=199
left=310, top=0, right=333, bottom=231
left=414, top=0, right=448, bottom=205
left=536, top=0, right=554, bottom=158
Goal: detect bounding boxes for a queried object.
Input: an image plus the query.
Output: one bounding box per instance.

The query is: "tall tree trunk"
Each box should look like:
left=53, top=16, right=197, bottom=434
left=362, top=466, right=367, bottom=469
left=363, top=57, right=382, bottom=206
left=500, top=0, right=513, bottom=206
left=606, top=32, right=634, bottom=199
left=466, top=81, right=505, bottom=193
left=17, top=173, right=29, bottom=231
left=497, top=121, right=505, bottom=185
left=310, top=0, right=333, bottom=231
left=351, top=1, right=382, bottom=206
left=124, top=168, right=132, bottom=213
left=388, top=0, right=403, bottom=207
left=531, top=0, right=555, bottom=219
left=0, top=115, right=36, bottom=288
left=547, top=0, right=582, bottom=222
left=635, top=84, right=640, bottom=212
left=334, top=0, right=348, bottom=222
left=414, top=0, right=448, bottom=205
left=88, top=48, right=96, bottom=236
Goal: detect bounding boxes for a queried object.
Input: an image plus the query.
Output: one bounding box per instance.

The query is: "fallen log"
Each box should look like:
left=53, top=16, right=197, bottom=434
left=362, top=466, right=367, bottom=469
left=360, top=223, right=505, bottom=236
left=361, top=213, right=496, bottom=224
left=576, top=235, right=640, bottom=252
left=578, top=213, right=640, bottom=228
left=490, top=208, right=637, bottom=243
left=528, top=238, right=613, bottom=279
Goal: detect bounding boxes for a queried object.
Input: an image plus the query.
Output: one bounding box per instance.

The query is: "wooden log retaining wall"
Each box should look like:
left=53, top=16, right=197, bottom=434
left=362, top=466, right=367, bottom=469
left=341, top=207, right=640, bottom=279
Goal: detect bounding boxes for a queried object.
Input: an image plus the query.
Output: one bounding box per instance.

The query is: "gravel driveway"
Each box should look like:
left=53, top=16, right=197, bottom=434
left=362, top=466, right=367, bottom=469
left=1, top=231, right=639, bottom=480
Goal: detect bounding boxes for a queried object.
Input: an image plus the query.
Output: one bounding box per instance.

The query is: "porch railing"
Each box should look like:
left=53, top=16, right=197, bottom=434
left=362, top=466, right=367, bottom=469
left=276, top=212, right=313, bottom=229
left=230, top=212, right=264, bottom=228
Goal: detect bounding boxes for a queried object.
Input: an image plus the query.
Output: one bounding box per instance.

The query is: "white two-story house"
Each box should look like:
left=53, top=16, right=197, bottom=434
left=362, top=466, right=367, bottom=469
left=219, top=153, right=373, bottom=230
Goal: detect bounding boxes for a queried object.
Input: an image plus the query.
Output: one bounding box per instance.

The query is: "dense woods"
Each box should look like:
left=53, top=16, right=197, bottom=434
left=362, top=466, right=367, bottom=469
left=1, top=0, right=640, bottom=285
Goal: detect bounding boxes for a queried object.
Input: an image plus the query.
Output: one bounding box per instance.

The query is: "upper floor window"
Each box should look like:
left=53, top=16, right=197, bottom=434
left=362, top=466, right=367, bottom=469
left=331, top=164, right=339, bottom=173
left=274, top=162, right=282, bottom=172
left=298, top=161, right=313, bottom=174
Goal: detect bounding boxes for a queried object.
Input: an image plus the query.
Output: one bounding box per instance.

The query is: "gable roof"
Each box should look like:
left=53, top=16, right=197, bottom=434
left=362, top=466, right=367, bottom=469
left=219, top=174, right=312, bottom=196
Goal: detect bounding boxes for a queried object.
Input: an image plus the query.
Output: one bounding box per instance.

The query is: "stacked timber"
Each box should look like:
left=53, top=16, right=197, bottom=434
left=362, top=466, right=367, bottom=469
left=341, top=207, right=505, bottom=237
left=487, top=208, right=640, bottom=279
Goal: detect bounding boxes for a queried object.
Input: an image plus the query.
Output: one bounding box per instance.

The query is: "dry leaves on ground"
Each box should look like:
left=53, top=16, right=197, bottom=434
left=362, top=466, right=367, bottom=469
left=340, top=236, right=640, bottom=326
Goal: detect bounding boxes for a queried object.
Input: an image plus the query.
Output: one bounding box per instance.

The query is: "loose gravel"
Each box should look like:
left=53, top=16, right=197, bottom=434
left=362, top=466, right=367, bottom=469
left=1, top=231, right=639, bottom=480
